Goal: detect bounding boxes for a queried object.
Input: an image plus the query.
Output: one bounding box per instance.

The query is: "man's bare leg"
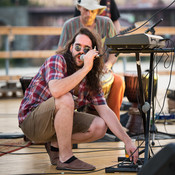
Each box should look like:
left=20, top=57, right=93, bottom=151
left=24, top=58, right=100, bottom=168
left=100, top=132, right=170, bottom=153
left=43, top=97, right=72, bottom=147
left=54, top=93, right=74, bottom=163
left=50, top=116, right=107, bottom=156
left=51, top=93, right=107, bottom=156
left=51, top=107, right=107, bottom=146
left=71, top=117, right=107, bottom=143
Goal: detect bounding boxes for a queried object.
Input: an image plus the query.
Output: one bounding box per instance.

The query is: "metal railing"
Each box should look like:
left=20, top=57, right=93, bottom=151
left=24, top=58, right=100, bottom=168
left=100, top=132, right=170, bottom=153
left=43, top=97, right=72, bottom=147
left=0, top=26, right=175, bottom=80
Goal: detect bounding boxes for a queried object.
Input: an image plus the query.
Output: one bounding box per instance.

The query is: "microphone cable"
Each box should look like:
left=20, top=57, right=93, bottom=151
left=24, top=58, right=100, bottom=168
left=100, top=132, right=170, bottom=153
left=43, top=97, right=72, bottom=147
left=116, top=0, right=175, bottom=36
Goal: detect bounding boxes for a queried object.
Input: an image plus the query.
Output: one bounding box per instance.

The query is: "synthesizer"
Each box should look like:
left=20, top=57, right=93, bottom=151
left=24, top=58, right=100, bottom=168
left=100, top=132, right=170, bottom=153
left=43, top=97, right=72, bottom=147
left=105, top=33, right=165, bottom=50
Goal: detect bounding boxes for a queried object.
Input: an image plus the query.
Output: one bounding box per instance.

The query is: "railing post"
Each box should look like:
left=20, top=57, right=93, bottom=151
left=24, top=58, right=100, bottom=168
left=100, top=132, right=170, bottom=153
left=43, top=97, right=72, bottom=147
left=4, top=26, right=13, bottom=76
left=122, top=57, right=127, bottom=72
left=5, top=35, right=10, bottom=75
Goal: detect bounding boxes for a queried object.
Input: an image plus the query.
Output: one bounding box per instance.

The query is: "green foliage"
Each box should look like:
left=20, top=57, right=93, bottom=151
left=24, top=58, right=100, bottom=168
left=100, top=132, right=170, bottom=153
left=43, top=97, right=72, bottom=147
left=0, top=60, right=5, bottom=68
left=0, top=0, right=28, bottom=6
left=0, top=0, right=11, bottom=6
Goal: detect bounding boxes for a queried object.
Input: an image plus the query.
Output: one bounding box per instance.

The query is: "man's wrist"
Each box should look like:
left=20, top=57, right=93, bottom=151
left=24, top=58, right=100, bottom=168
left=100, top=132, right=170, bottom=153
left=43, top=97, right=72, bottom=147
left=123, top=135, right=132, bottom=145
left=105, top=62, right=113, bottom=69
left=81, top=66, right=90, bottom=75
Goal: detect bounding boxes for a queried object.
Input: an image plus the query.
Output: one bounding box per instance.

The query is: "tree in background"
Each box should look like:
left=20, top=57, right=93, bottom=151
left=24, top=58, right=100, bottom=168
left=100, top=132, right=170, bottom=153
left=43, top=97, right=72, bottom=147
left=0, top=0, right=28, bottom=6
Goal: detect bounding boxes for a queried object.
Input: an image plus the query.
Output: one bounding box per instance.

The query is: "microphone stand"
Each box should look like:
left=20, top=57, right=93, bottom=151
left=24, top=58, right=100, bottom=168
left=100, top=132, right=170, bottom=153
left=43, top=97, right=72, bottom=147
left=144, top=19, right=162, bottom=147
left=145, top=18, right=163, bottom=35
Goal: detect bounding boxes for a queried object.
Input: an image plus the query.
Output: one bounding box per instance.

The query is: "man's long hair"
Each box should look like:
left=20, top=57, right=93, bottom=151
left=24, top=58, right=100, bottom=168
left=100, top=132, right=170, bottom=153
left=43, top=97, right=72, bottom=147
left=57, top=28, right=104, bottom=95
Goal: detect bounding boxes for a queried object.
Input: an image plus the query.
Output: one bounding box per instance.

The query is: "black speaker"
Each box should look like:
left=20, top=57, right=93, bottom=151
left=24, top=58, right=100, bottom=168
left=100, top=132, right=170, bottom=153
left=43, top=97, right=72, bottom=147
left=138, top=143, right=175, bottom=175
left=19, top=77, right=33, bottom=94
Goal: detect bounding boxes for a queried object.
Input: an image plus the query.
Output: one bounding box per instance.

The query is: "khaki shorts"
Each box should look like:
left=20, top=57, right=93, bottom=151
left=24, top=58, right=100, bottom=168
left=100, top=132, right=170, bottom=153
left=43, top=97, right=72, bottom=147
left=20, top=97, right=96, bottom=143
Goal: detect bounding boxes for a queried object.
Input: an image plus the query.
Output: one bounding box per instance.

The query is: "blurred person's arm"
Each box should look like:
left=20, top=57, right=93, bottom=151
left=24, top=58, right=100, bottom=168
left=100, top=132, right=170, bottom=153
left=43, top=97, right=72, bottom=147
left=109, top=0, right=121, bottom=33
left=102, top=16, right=119, bottom=73
left=103, top=53, right=118, bottom=73
left=113, top=20, right=121, bottom=34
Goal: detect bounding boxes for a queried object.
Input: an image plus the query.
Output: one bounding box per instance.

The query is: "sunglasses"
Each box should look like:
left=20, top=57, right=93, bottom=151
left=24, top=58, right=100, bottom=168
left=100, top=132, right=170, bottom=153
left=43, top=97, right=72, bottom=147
left=74, top=45, right=91, bottom=54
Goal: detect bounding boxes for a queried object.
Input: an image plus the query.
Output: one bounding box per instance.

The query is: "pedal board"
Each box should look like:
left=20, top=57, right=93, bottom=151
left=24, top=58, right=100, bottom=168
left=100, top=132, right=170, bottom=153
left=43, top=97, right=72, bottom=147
left=105, top=157, right=144, bottom=173
left=105, top=163, right=142, bottom=173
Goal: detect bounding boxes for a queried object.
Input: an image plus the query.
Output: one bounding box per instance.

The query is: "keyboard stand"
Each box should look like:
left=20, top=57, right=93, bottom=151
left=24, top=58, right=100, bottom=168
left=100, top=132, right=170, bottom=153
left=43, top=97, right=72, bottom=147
left=105, top=48, right=174, bottom=173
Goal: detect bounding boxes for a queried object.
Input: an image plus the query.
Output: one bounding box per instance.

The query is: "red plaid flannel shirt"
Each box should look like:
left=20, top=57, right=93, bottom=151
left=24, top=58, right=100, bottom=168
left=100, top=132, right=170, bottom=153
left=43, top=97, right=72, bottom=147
left=18, top=54, right=106, bottom=124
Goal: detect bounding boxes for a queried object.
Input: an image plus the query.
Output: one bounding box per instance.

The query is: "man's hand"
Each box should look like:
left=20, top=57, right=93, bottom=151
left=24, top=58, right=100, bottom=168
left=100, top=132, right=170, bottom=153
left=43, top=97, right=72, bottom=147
left=83, top=48, right=99, bottom=71
left=103, top=62, right=113, bottom=73
left=103, top=53, right=119, bottom=73
left=125, top=141, right=139, bottom=164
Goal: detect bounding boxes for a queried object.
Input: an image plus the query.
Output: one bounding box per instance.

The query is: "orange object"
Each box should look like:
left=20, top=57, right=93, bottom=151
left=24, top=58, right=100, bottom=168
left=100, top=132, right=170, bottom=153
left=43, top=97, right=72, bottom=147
left=107, top=73, right=125, bottom=120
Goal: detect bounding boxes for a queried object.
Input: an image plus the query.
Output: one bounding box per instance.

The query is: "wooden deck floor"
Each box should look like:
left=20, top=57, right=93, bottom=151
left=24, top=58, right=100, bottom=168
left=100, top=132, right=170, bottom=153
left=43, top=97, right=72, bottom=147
left=0, top=98, right=175, bottom=175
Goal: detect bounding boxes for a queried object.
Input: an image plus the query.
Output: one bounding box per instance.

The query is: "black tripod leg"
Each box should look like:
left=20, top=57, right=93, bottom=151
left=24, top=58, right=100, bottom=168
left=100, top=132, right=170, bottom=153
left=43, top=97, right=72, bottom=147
left=144, top=52, right=154, bottom=163
left=149, top=53, right=158, bottom=146
left=135, top=53, right=151, bottom=164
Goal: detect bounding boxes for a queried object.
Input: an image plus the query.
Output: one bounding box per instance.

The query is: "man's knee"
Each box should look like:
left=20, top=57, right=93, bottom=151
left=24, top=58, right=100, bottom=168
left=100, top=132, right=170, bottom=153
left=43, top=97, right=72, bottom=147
left=54, top=93, right=74, bottom=111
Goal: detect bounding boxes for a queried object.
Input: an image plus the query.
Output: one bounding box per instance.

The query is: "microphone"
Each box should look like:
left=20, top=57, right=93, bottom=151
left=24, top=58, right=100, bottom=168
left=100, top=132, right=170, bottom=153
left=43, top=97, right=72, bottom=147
left=145, top=18, right=163, bottom=34
left=80, top=54, right=101, bottom=61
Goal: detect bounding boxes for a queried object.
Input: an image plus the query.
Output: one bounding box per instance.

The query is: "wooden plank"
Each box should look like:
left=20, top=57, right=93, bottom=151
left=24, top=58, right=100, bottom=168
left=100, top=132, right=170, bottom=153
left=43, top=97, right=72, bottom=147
left=154, top=27, right=175, bottom=35
left=0, top=26, right=175, bottom=35
left=129, top=26, right=175, bottom=35
left=0, top=51, right=10, bottom=58
left=11, top=26, right=62, bottom=35
left=0, top=26, right=62, bottom=35
left=0, top=26, right=11, bottom=35
left=0, top=75, right=21, bottom=81
left=11, top=50, right=56, bottom=58
left=0, top=50, right=56, bottom=59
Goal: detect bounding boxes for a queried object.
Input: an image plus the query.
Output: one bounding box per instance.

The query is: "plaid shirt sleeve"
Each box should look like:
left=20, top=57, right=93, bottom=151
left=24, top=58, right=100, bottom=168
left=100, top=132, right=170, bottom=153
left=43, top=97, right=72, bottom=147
left=90, top=92, right=106, bottom=106
left=18, top=54, right=67, bottom=124
left=44, top=54, right=67, bottom=83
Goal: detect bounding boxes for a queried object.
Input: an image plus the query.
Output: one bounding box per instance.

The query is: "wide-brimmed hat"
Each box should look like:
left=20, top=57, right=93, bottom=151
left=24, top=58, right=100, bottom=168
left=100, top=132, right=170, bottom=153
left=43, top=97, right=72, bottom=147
left=75, top=0, right=106, bottom=14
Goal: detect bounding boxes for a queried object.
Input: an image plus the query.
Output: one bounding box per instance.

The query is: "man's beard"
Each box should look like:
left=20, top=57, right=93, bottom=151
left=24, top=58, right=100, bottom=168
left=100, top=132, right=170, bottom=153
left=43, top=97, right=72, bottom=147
left=83, top=16, right=94, bottom=26
left=73, top=53, right=84, bottom=69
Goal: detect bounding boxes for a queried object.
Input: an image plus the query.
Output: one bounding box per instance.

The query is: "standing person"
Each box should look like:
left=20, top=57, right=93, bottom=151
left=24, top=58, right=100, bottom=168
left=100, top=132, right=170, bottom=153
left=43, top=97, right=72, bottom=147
left=58, top=0, right=125, bottom=121
left=74, top=0, right=121, bottom=33
left=18, top=28, right=138, bottom=171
